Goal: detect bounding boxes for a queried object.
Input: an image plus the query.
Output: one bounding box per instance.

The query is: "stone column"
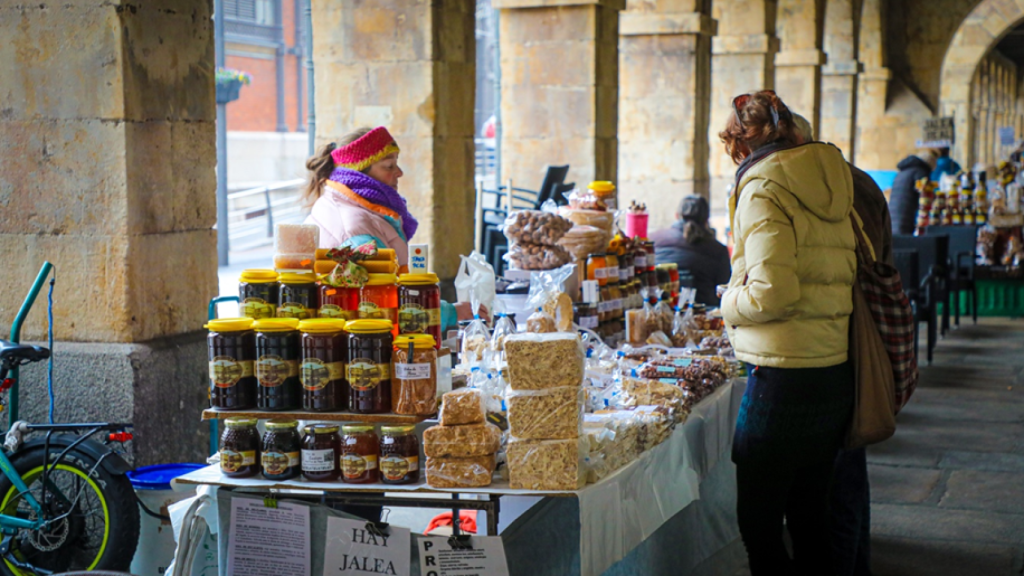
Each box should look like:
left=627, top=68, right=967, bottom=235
left=618, top=3, right=716, bottom=232
left=774, top=0, right=824, bottom=134
left=496, top=0, right=624, bottom=190
left=708, top=0, right=778, bottom=228
left=854, top=67, right=892, bottom=170
left=312, top=0, right=476, bottom=281
left=0, top=0, right=218, bottom=464
left=820, top=0, right=859, bottom=159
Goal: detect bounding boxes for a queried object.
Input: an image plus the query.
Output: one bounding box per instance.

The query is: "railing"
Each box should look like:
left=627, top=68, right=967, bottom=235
left=475, top=138, right=497, bottom=188
left=225, top=178, right=306, bottom=252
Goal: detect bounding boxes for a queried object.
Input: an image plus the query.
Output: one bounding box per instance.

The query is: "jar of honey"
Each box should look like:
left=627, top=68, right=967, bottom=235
left=345, top=320, right=393, bottom=414
left=206, top=317, right=256, bottom=410
left=302, top=424, right=341, bottom=482
left=318, top=282, right=359, bottom=321
left=277, top=272, right=318, bottom=320
left=299, top=318, right=348, bottom=412
left=586, top=254, right=609, bottom=287
left=254, top=318, right=302, bottom=411
left=380, top=425, right=420, bottom=485
left=261, top=419, right=301, bottom=481
left=239, top=269, right=279, bottom=319
left=359, top=274, right=399, bottom=336
left=605, top=253, right=620, bottom=286
left=219, top=417, right=260, bottom=478
left=397, top=273, right=441, bottom=346
left=341, top=424, right=379, bottom=484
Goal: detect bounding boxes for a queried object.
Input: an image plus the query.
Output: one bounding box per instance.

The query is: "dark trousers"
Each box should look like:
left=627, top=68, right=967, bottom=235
left=831, top=448, right=872, bottom=576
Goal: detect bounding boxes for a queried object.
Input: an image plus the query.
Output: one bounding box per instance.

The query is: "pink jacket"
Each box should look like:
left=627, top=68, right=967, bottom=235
left=304, top=187, right=410, bottom=266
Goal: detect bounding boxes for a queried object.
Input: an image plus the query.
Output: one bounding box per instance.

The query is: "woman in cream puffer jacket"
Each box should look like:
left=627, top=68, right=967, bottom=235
left=721, top=91, right=857, bottom=576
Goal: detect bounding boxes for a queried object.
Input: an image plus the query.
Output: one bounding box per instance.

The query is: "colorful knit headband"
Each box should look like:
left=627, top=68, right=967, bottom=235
left=331, top=127, right=400, bottom=172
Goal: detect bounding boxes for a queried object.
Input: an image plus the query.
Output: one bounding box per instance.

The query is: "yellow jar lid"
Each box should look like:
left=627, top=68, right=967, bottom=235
left=225, top=417, right=257, bottom=428
left=588, top=181, right=616, bottom=194
left=381, top=425, right=416, bottom=435
left=253, top=318, right=300, bottom=332
left=205, top=317, right=254, bottom=332
left=394, top=334, right=436, bottom=349
left=365, top=273, right=398, bottom=286
left=398, top=273, right=439, bottom=285
left=343, top=424, right=375, bottom=434
left=305, top=423, right=340, bottom=435
left=278, top=272, right=317, bottom=285
left=345, top=319, right=393, bottom=334
left=265, top=418, right=299, bottom=430
left=298, top=319, right=348, bottom=334
left=240, top=269, right=279, bottom=283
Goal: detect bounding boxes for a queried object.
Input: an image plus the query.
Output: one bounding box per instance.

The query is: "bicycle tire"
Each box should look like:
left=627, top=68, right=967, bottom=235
left=0, top=446, right=140, bottom=575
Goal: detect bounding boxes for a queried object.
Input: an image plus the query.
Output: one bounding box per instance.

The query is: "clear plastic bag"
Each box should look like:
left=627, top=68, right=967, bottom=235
left=454, top=251, right=496, bottom=320
left=654, top=290, right=674, bottom=334
left=564, top=188, right=607, bottom=211
left=490, top=313, right=517, bottom=359
left=671, top=304, right=698, bottom=348
left=504, top=332, right=585, bottom=391
left=392, top=343, right=438, bottom=415
left=423, top=422, right=502, bottom=458
left=426, top=454, right=496, bottom=488
left=526, top=265, right=575, bottom=331
left=557, top=225, right=610, bottom=263
left=507, top=437, right=588, bottom=490
left=439, top=388, right=486, bottom=426
left=526, top=308, right=557, bottom=333
left=505, top=242, right=572, bottom=270
left=506, top=386, right=584, bottom=440
left=646, top=330, right=673, bottom=347
left=503, top=210, right=574, bottom=246
left=627, top=288, right=662, bottom=344
left=460, top=295, right=490, bottom=366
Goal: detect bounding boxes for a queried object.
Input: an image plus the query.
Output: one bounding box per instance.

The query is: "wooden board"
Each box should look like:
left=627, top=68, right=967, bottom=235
left=202, top=408, right=431, bottom=424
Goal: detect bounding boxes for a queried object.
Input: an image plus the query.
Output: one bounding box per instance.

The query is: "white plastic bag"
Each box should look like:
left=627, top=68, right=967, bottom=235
left=454, top=251, right=496, bottom=315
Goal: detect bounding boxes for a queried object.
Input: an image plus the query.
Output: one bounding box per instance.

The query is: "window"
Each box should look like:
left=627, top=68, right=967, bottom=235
left=225, top=0, right=275, bottom=26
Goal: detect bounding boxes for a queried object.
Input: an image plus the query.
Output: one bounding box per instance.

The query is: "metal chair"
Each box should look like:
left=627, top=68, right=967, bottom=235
left=925, top=225, right=979, bottom=326
left=893, top=247, right=940, bottom=364
left=894, top=234, right=950, bottom=336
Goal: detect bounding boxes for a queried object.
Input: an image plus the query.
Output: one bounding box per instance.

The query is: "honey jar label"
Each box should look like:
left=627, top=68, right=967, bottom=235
left=395, top=362, right=431, bottom=380
left=347, top=359, right=390, bottom=391
left=277, top=302, right=312, bottom=320
left=301, top=359, right=345, bottom=390
left=358, top=301, right=383, bottom=319
left=241, top=298, right=276, bottom=319
left=209, top=357, right=254, bottom=388
left=262, top=451, right=299, bottom=475
left=398, top=304, right=441, bottom=333
left=342, top=453, right=378, bottom=478
left=220, top=449, right=255, bottom=473
left=381, top=455, right=418, bottom=481
left=302, top=448, right=336, bottom=472
left=318, top=304, right=357, bottom=320
left=256, top=355, right=300, bottom=387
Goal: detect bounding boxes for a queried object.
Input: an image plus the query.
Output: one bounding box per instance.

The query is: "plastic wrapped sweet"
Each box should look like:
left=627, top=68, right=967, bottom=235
left=460, top=297, right=489, bottom=366
left=564, top=188, right=607, bottom=211
left=557, top=207, right=615, bottom=235
left=505, top=242, right=572, bottom=270
left=622, top=378, right=686, bottom=420
left=503, top=210, right=574, bottom=246
left=507, top=437, right=587, bottom=490
left=439, top=388, right=486, bottom=426
left=423, top=423, right=502, bottom=458
left=490, top=313, right=517, bottom=357
left=654, top=293, right=674, bottom=334
left=525, top=308, right=557, bottom=333
left=274, top=224, right=319, bottom=270
left=426, top=454, right=496, bottom=488
left=557, top=225, right=610, bottom=263
left=646, top=331, right=673, bottom=347
left=504, top=333, right=585, bottom=391
left=506, top=387, right=583, bottom=440
left=526, top=265, right=575, bottom=332
left=627, top=288, right=661, bottom=344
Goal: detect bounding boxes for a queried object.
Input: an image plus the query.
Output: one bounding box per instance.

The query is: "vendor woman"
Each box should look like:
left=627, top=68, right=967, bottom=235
left=303, top=126, right=477, bottom=326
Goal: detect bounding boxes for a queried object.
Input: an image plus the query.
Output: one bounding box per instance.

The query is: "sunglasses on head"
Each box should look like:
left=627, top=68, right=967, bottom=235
left=733, top=90, right=791, bottom=128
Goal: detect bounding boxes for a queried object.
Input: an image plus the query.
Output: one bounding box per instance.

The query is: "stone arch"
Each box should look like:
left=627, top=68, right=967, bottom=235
left=940, top=0, right=1024, bottom=165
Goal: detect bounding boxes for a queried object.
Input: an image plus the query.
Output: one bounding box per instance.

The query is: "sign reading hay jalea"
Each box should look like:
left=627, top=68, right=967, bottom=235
left=323, top=517, right=411, bottom=575
left=918, top=117, right=955, bottom=148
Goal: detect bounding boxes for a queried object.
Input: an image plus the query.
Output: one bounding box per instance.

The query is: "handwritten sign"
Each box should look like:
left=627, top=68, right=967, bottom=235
left=419, top=537, right=509, bottom=576
left=918, top=117, right=955, bottom=148
left=323, top=517, right=411, bottom=576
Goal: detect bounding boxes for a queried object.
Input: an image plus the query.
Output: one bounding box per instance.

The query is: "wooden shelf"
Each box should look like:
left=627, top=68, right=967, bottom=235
left=202, top=408, right=432, bottom=424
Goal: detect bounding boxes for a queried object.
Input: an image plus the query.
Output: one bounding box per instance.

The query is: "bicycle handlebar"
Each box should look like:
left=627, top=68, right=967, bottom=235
left=10, top=262, right=54, bottom=345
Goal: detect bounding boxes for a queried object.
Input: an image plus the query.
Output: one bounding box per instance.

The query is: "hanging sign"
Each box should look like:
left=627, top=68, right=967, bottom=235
left=418, top=536, right=510, bottom=576
left=324, top=517, right=411, bottom=576
left=999, top=126, right=1016, bottom=147
left=917, top=117, right=955, bottom=148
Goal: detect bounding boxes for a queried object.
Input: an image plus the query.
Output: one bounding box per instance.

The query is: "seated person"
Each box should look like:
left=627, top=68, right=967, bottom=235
left=649, top=196, right=731, bottom=306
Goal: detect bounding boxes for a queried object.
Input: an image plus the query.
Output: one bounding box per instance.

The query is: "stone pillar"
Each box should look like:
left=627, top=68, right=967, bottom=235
left=854, top=67, right=892, bottom=170
left=496, top=0, right=624, bottom=190
left=708, top=0, right=778, bottom=228
left=618, top=3, right=716, bottom=232
left=312, top=0, right=476, bottom=281
left=0, top=0, right=217, bottom=465
left=774, top=0, right=824, bottom=133
left=820, top=0, right=859, bottom=159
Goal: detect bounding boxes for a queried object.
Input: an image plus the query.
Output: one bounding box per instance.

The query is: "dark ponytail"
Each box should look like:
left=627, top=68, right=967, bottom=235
left=302, top=142, right=337, bottom=208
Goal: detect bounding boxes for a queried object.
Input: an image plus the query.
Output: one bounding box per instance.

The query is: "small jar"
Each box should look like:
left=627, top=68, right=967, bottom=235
left=254, top=318, right=302, bottom=411
left=397, top=273, right=442, bottom=346
left=318, top=283, right=360, bottom=321
left=345, top=320, right=393, bottom=414
left=239, top=269, right=279, bottom=319
left=391, top=334, right=437, bottom=415
left=219, top=417, right=260, bottom=478
left=586, top=254, right=609, bottom=287
left=302, top=424, right=341, bottom=482
left=206, top=318, right=257, bottom=410
left=605, top=253, right=620, bottom=286
left=574, top=303, right=599, bottom=330
left=261, top=419, right=301, bottom=480
left=341, top=424, right=379, bottom=484
left=380, top=425, right=420, bottom=485
left=299, top=318, right=348, bottom=412
left=277, top=272, right=319, bottom=320
left=359, top=273, right=399, bottom=336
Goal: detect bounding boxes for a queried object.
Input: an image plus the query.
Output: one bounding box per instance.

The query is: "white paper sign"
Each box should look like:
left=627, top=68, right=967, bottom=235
left=418, top=537, right=510, bottom=576
left=324, top=516, right=411, bottom=576
left=226, top=499, right=310, bottom=576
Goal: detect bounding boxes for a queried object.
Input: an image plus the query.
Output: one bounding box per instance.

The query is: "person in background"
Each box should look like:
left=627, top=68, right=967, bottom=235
left=890, top=149, right=938, bottom=235
left=720, top=90, right=857, bottom=576
left=931, top=147, right=962, bottom=183
left=795, top=114, right=889, bottom=576
left=650, top=196, right=731, bottom=306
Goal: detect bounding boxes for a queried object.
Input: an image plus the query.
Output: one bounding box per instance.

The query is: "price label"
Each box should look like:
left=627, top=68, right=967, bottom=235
left=396, top=362, right=432, bottom=380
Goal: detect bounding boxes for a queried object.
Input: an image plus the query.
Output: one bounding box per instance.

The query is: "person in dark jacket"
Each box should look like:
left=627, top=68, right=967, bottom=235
left=649, top=196, right=731, bottom=306
left=889, top=150, right=937, bottom=235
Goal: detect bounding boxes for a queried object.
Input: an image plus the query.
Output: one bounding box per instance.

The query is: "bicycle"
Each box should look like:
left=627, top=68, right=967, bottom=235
left=0, top=263, right=139, bottom=575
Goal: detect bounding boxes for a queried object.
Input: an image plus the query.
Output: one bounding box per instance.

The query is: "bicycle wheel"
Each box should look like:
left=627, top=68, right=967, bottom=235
left=0, top=446, right=140, bottom=575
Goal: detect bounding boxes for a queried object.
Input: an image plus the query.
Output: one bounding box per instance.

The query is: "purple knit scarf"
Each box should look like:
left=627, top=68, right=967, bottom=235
left=328, top=167, right=418, bottom=240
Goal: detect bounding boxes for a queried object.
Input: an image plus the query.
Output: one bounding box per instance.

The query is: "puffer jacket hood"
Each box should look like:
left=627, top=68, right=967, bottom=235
left=898, top=155, right=932, bottom=173
left=739, top=143, right=853, bottom=224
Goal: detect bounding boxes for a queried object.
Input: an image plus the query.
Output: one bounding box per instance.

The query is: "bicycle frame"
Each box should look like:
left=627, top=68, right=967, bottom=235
left=8, top=262, right=54, bottom=427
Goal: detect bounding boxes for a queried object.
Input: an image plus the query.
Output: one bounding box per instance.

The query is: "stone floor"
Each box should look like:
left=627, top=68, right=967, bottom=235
left=736, top=317, right=1024, bottom=576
